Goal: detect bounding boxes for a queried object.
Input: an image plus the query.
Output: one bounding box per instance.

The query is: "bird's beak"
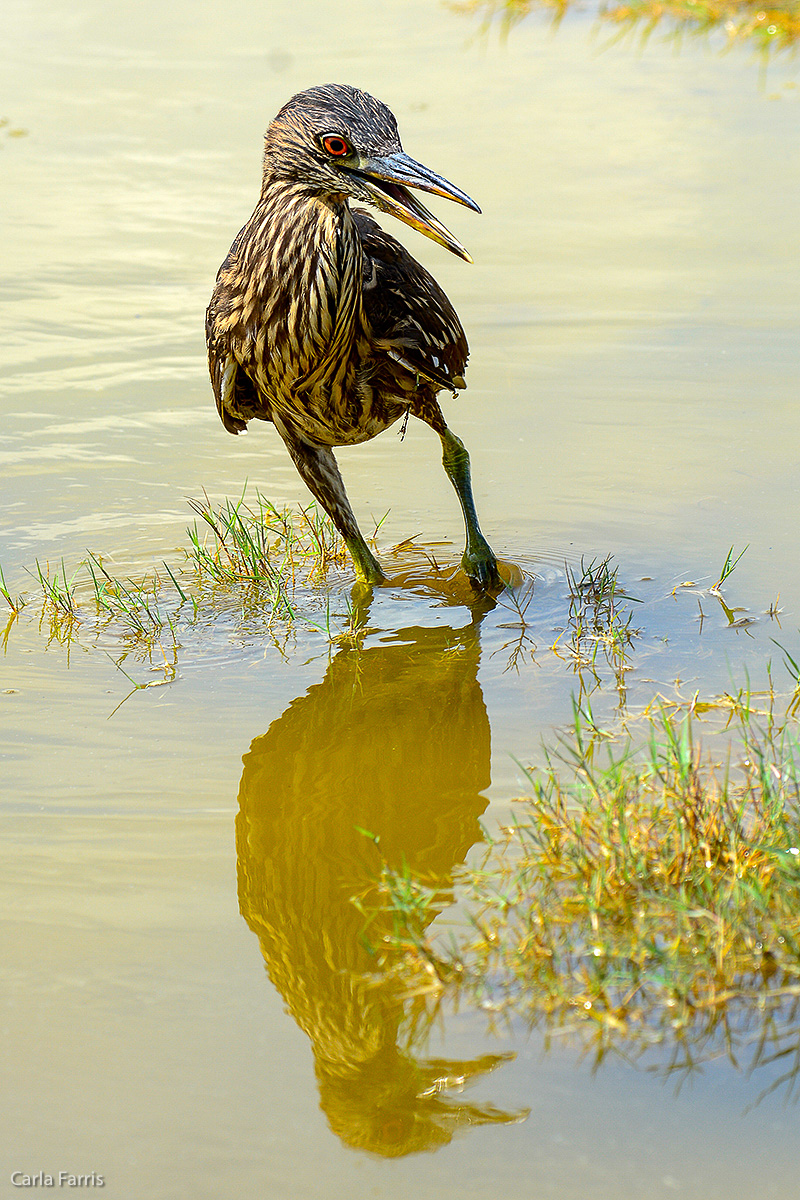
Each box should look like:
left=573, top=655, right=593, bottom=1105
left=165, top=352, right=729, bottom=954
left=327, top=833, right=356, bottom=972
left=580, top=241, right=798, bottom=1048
left=354, top=151, right=480, bottom=263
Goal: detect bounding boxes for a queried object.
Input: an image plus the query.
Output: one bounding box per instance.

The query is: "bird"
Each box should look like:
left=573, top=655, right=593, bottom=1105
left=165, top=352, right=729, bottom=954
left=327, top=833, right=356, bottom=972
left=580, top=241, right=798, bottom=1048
left=206, top=83, right=502, bottom=590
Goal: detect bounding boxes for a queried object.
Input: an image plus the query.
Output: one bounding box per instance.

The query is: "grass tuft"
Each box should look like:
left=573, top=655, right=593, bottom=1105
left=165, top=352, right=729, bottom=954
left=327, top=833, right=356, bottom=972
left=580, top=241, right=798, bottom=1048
left=453, top=0, right=800, bottom=51
left=86, top=552, right=173, bottom=638
left=0, top=490, right=358, bottom=660
left=0, top=562, right=26, bottom=615
left=185, top=489, right=352, bottom=621
left=553, top=556, right=641, bottom=705
left=365, top=701, right=800, bottom=1092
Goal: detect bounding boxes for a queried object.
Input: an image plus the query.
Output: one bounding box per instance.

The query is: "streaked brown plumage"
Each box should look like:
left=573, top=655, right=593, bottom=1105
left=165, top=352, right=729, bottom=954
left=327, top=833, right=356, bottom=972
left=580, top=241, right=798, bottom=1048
left=206, top=83, right=501, bottom=588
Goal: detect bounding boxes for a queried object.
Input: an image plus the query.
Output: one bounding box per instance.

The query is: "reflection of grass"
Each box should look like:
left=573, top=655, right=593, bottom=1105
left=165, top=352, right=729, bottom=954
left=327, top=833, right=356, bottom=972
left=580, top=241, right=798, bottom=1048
left=368, top=699, right=800, bottom=1097
left=454, top=0, right=800, bottom=51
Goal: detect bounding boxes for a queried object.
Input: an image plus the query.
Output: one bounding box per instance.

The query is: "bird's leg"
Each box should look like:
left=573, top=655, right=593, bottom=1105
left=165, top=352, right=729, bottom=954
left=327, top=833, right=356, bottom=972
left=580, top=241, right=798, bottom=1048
left=439, top=427, right=503, bottom=591
left=281, top=435, right=386, bottom=585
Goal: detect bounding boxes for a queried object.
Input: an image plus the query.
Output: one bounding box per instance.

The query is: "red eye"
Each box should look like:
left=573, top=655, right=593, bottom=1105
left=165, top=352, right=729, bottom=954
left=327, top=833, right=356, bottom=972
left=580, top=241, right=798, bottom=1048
left=322, top=135, right=350, bottom=157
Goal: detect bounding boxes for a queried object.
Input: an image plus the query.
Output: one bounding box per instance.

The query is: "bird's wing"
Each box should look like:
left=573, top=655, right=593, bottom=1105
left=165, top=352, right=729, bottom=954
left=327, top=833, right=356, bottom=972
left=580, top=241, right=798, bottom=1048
left=353, top=209, right=469, bottom=395
left=205, top=270, right=267, bottom=435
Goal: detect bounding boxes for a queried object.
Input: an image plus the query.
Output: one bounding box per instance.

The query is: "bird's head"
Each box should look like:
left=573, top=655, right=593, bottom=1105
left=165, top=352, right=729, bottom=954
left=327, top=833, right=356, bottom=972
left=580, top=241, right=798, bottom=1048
left=262, top=84, right=480, bottom=263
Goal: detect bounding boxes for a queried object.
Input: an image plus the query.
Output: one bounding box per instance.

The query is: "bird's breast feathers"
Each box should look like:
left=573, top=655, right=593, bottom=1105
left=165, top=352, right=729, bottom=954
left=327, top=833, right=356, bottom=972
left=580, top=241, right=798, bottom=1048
left=208, top=194, right=468, bottom=443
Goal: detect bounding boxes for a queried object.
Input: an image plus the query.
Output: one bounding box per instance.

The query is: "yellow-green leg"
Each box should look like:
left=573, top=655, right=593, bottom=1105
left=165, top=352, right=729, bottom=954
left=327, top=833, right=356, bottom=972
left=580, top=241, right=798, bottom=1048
left=440, top=429, right=502, bottom=591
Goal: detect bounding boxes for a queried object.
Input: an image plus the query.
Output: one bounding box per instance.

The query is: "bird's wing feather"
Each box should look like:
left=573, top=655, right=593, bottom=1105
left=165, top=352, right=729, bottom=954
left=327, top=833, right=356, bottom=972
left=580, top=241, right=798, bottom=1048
left=353, top=209, right=469, bottom=394
left=205, top=285, right=267, bottom=435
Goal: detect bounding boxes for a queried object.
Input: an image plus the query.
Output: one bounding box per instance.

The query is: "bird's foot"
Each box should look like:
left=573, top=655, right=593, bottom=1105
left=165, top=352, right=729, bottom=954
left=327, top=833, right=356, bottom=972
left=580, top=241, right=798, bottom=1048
left=349, top=541, right=388, bottom=587
left=353, top=565, right=388, bottom=587
left=461, top=539, right=505, bottom=593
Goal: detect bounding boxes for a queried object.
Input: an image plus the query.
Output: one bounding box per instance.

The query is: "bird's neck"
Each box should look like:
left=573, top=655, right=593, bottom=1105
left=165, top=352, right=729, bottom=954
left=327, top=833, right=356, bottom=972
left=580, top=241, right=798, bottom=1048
left=248, top=182, right=362, bottom=392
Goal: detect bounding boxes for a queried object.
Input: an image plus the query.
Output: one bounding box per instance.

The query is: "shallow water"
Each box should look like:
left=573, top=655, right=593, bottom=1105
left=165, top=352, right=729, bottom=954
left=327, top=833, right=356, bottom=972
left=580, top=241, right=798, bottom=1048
left=2, top=1, right=800, bottom=1196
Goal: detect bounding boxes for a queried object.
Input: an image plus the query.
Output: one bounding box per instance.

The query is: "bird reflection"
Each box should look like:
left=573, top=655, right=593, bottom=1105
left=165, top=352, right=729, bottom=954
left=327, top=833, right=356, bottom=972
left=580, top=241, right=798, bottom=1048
left=236, top=605, right=527, bottom=1155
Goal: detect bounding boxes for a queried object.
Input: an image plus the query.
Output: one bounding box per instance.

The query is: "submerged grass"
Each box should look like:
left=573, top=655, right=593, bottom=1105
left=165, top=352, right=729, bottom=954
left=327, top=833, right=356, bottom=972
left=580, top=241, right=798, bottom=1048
left=0, top=561, right=26, bottom=615
left=0, top=490, right=353, bottom=652
left=185, top=489, right=351, bottom=621
left=186, top=488, right=350, bottom=585
left=0, top=490, right=372, bottom=701
left=554, top=555, right=641, bottom=706
left=86, top=551, right=179, bottom=639
left=31, top=559, right=80, bottom=618
left=0, top=492, right=365, bottom=702
left=365, top=699, right=800, bottom=1092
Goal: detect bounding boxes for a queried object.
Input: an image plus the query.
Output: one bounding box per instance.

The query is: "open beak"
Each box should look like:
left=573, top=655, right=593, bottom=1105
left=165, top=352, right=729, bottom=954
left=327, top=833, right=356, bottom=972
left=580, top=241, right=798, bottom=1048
left=353, top=151, right=480, bottom=263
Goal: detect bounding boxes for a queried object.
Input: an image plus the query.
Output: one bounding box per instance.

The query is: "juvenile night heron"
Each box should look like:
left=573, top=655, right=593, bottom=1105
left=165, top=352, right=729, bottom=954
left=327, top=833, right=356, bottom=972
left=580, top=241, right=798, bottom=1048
left=206, top=83, right=501, bottom=589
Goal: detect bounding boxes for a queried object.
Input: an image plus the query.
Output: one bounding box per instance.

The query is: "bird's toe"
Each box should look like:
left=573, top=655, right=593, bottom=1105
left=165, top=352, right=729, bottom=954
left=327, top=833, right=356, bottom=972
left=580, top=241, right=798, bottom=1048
left=462, top=546, right=505, bottom=594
